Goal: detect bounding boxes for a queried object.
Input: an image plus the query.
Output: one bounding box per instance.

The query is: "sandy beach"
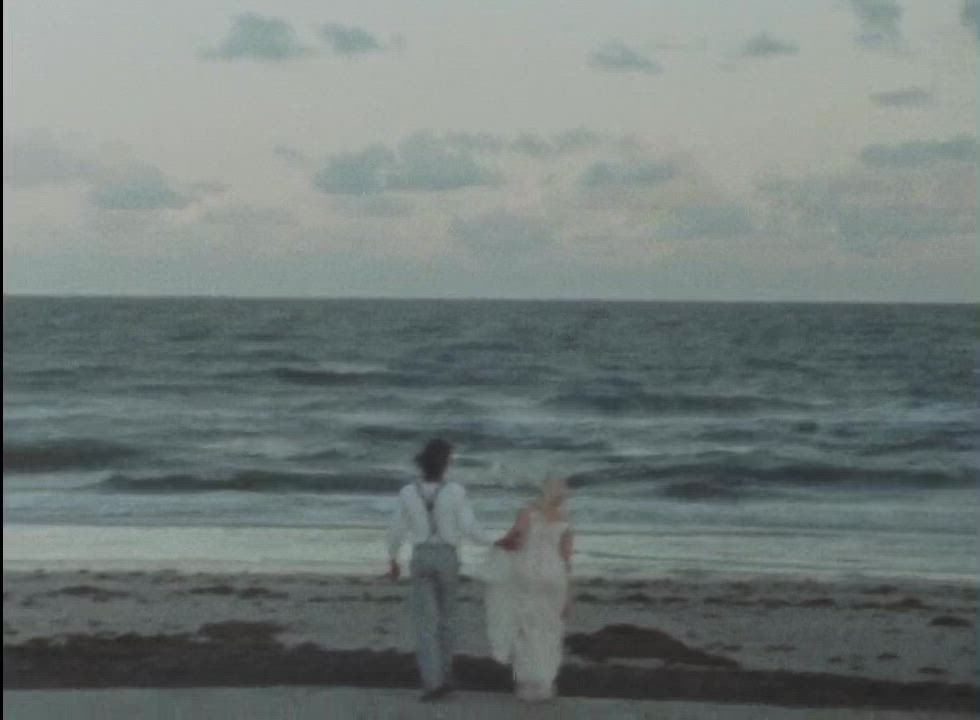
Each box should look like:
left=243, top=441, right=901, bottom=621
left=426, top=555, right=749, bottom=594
left=3, top=569, right=976, bottom=716
left=4, top=686, right=974, bottom=720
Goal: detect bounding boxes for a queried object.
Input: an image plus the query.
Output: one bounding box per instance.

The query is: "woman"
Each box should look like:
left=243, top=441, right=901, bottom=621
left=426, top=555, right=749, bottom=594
left=483, top=477, right=573, bottom=702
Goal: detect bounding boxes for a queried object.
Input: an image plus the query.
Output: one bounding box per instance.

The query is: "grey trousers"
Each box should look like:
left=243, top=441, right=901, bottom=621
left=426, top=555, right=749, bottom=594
left=409, top=543, right=459, bottom=691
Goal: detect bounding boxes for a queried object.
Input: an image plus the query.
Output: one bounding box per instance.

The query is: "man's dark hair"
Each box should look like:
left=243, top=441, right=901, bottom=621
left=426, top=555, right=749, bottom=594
left=414, top=438, right=453, bottom=481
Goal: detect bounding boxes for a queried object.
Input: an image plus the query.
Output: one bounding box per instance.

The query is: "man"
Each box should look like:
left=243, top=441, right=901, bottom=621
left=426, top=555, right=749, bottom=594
left=387, top=438, right=493, bottom=701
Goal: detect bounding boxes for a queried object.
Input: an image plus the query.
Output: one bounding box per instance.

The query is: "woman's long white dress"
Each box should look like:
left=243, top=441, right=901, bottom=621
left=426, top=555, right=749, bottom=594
left=482, top=511, right=569, bottom=695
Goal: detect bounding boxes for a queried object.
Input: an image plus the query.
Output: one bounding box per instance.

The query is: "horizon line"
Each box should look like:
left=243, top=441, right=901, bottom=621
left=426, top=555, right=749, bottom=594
left=3, top=292, right=978, bottom=306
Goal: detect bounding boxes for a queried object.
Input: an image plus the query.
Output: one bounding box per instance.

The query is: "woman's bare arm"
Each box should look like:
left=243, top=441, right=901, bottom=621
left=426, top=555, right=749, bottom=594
left=560, top=528, right=573, bottom=569
left=495, top=509, right=530, bottom=551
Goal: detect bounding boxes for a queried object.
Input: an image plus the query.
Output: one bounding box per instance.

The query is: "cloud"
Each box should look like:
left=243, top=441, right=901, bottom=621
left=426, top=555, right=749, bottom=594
left=442, top=128, right=605, bottom=158
left=313, top=131, right=502, bottom=194
left=392, top=132, right=504, bottom=190
left=588, top=42, right=662, bottom=74
left=450, top=209, right=554, bottom=257
left=89, top=165, right=197, bottom=210
left=304, top=129, right=608, bottom=192
left=963, top=0, right=980, bottom=42
left=757, top=160, right=976, bottom=255
left=551, top=128, right=605, bottom=153
left=201, top=14, right=312, bottom=62
left=510, top=128, right=605, bottom=158
left=189, top=181, right=229, bottom=196
left=848, top=0, right=906, bottom=51
left=581, top=159, right=677, bottom=188
left=200, top=205, right=296, bottom=226
left=5, top=133, right=222, bottom=216
left=273, top=144, right=309, bottom=167
left=830, top=205, right=964, bottom=248
left=738, top=32, right=799, bottom=58
left=659, top=204, right=755, bottom=240
left=320, top=24, right=387, bottom=55
left=859, top=135, right=977, bottom=167
left=4, top=133, right=102, bottom=188
left=442, top=132, right=507, bottom=154
left=509, top=134, right=553, bottom=158
left=870, top=87, right=933, bottom=107
left=803, top=199, right=967, bottom=254
left=313, top=145, right=393, bottom=194
left=353, top=196, right=413, bottom=218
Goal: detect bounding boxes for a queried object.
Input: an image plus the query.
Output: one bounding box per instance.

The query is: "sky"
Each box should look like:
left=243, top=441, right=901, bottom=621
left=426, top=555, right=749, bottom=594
left=3, top=0, right=977, bottom=302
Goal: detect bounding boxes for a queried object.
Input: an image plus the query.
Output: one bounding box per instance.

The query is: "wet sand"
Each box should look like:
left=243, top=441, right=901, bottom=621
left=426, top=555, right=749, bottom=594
left=4, top=686, right=974, bottom=720
left=3, top=570, right=976, bottom=714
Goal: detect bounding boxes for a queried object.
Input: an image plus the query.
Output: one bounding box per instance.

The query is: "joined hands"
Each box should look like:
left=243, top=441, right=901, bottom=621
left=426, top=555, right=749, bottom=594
left=387, top=559, right=401, bottom=581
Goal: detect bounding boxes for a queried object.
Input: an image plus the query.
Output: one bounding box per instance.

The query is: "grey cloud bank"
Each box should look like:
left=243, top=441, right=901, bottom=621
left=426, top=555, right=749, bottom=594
left=758, top=155, right=975, bottom=257
left=272, top=145, right=310, bottom=169
left=320, top=24, right=387, bottom=55
left=314, top=145, right=392, bottom=194
left=660, top=204, right=755, bottom=240
left=352, top=195, right=413, bottom=218
left=451, top=209, right=554, bottom=256
left=3, top=133, right=102, bottom=188
left=581, top=159, right=677, bottom=188
left=587, top=42, right=662, bottom=74
left=313, top=131, right=502, bottom=194
left=830, top=205, right=967, bottom=253
left=4, top=134, right=215, bottom=213
left=201, top=205, right=296, bottom=226
left=201, top=14, right=311, bottom=62
left=739, top=33, right=799, bottom=58
left=443, top=128, right=605, bottom=157
left=963, top=0, right=980, bottom=41
left=849, top=0, right=906, bottom=51
left=860, top=135, right=977, bottom=167
left=870, top=87, right=933, bottom=108
left=4, top=1, right=976, bottom=302
left=510, top=129, right=603, bottom=157
left=89, top=166, right=196, bottom=211
left=306, top=127, right=610, bottom=199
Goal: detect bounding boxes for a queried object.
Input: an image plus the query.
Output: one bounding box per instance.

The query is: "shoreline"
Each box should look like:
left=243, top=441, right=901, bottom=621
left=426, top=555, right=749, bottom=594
left=5, top=522, right=977, bottom=584
left=3, top=569, right=976, bottom=712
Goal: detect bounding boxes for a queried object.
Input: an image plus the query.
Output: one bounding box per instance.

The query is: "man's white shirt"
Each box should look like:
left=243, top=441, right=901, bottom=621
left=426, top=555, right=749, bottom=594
left=387, top=481, right=493, bottom=559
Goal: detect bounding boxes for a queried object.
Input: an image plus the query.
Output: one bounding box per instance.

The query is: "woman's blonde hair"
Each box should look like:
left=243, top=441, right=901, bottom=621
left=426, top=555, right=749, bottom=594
left=529, top=476, right=570, bottom=519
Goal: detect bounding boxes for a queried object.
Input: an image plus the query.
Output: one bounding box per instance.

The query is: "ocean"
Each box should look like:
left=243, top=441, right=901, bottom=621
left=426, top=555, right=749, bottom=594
left=3, top=296, right=978, bottom=581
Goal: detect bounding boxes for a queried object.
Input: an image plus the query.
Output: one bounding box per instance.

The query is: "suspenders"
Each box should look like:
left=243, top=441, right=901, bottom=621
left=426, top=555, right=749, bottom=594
left=416, top=481, right=446, bottom=544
